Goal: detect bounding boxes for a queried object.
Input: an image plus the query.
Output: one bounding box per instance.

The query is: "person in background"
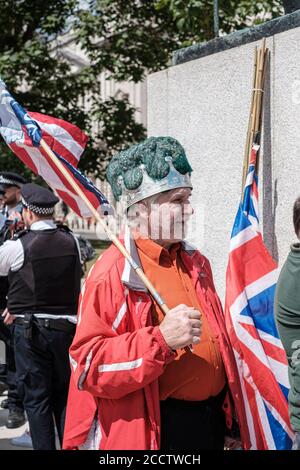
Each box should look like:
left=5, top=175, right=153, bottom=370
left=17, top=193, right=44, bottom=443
left=0, top=186, right=5, bottom=228
left=0, top=183, right=82, bottom=450
left=275, top=196, right=300, bottom=451
left=63, top=136, right=248, bottom=450
left=0, top=171, right=27, bottom=429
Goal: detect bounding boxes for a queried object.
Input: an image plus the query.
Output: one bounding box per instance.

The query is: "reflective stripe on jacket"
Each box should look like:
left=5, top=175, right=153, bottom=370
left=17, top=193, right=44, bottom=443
left=63, top=229, right=251, bottom=450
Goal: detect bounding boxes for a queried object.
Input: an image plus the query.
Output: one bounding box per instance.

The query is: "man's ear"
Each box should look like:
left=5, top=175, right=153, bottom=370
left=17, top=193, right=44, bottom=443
left=137, top=201, right=149, bottom=218
left=128, top=201, right=148, bottom=220
left=26, top=209, right=34, bottom=224
left=127, top=201, right=150, bottom=237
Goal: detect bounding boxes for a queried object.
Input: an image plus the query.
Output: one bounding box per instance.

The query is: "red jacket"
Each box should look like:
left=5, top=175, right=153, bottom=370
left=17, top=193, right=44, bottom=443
left=63, top=230, right=251, bottom=450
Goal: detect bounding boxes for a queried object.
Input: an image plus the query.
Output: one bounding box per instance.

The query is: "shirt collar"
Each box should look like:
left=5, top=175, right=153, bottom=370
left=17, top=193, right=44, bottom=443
left=30, top=220, right=57, bottom=231
left=135, top=236, right=182, bottom=264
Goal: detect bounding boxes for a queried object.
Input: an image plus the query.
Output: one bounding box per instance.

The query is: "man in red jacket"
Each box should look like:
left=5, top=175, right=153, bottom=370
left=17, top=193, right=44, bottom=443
left=63, top=137, right=250, bottom=450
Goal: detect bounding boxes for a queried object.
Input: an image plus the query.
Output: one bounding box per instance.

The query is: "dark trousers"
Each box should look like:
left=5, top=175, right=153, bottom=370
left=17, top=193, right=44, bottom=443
left=160, top=392, right=226, bottom=450
left=0, top=319, right=9, bottom=380
left=14, top=322, right=75, bottom=450
left=0, top=320, right=23, bottom=410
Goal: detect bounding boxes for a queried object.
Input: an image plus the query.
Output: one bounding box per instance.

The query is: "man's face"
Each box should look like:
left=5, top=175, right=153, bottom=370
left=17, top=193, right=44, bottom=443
left=2, top=185, right=21, bottom=207
left=129, top=187, right=193, bottom=244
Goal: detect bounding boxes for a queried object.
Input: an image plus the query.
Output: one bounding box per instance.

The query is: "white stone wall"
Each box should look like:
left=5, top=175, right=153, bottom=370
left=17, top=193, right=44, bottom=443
left=148, top=28, right=300, bottom=302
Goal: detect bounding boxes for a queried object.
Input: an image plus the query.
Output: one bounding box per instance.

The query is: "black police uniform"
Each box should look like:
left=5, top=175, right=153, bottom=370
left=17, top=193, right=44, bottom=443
left=0, top=171, right=27, bottom=427
left=0, top=210, right=26, bottom=426
left=7, top=184, right=81, bottom=450
left=0, top=172, right=27, bottom=313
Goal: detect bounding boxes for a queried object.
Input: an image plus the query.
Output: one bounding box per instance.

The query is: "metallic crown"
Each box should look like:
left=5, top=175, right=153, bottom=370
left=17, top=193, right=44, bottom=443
left=118, top=156, right=192, bottom=209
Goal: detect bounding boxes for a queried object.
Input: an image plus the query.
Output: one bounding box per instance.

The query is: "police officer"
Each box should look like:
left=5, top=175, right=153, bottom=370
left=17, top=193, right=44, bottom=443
left=0, top=183, right=82, bottom=450
left=0, top=171, right=27, bottom=428
left=0, top=186, right=5, bottom=227
left=0, top=171, right=26, bottom=219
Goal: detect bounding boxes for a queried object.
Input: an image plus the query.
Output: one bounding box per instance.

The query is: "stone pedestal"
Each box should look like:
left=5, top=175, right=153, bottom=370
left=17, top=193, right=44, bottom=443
left=148, top=12, right=300, bottom=301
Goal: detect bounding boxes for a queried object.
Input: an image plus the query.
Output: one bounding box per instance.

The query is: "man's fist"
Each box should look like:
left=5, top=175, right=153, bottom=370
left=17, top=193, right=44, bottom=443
left=2, top=308, right=16, bottom=325
left=159, top=304, right=202, bottom=350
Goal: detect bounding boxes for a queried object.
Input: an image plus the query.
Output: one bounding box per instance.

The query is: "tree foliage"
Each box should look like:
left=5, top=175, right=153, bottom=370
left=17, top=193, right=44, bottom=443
left=76, top=0, right=283, bottom=82
left=154, top=1, right=283, bottom=46
left=0, top=0, right=284, bottom=181
left=0, top=0, right=145, bottom=180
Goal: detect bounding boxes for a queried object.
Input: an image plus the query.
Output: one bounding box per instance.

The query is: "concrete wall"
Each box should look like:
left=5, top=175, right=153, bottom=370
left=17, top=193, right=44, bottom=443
left=147, top=26, right=300, bottom=302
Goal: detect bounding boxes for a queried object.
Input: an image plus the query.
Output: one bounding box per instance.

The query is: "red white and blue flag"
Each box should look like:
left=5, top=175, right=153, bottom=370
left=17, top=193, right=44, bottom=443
left=225, top=144, right=293, bottom=449
left=0, top=80, right=111, bottom=217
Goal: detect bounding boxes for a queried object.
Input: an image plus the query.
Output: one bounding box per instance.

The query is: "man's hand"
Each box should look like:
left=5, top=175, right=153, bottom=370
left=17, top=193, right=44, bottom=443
left=159, top=304, right=202, bottom=350
left=2, top=308, right=16, bottom=325
left=224, top=436, right=243, bottom=450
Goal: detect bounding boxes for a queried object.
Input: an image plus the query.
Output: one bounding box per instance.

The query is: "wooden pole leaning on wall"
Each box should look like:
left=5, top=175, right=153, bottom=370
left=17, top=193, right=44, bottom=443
left=242, top=38, right=269, bottom=201
left=255, top=45, right=269, bottom=176
left=242, top=46, right=258, bottom=195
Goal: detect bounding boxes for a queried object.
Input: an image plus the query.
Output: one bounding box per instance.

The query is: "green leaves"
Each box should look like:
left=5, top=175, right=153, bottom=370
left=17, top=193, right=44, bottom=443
left=0, top=0, right=284, bottom=182
left=0, top=0, right=146, bottom=180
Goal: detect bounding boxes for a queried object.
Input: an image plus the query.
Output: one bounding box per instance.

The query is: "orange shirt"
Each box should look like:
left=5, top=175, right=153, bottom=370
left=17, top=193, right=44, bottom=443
left=135, top=237, right=226, bottom=401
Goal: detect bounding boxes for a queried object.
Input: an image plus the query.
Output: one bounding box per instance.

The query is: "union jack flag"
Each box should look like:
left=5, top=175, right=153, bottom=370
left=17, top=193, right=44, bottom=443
left=225, top=144, right=294, bottom=449
left=0, top=80, right=111, bottom=217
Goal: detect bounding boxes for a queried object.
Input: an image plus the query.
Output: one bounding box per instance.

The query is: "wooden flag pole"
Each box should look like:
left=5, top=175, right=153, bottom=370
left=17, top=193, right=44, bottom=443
left=242, top=39, right=268, bottom=200
left=40, top=138, right=171, bottom=317
left=242, top=46, right=258, bottom=193
left=253, top=39, right=266, bottom=136
left=40, top=139, right=195, bottom=353
left=256, top=47, right=269, bottom=175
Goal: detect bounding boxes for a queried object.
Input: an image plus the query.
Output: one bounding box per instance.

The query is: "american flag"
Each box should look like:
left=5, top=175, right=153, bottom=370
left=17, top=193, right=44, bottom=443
left=225, top=144, right=294, bottom=449
left=0, top=80, right=111, bottom=218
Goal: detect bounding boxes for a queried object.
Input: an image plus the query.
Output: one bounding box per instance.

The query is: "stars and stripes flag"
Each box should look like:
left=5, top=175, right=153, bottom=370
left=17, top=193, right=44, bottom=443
left=225, top=144, right=294, bottom=449
left=0, top=80, right=111, bottom=217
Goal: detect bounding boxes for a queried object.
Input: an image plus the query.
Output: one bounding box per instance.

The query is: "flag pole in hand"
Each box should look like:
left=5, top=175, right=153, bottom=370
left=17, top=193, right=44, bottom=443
left=40, top=139, right=193, bottom=351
